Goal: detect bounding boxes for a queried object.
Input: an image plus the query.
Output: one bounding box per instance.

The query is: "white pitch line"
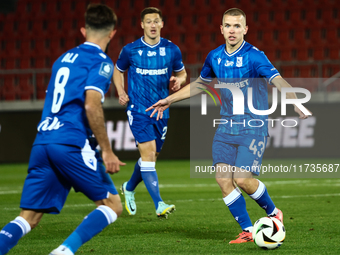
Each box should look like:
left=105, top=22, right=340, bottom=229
left=1, top=179, right=340, bottom=195
left=2, top=193, right=340, bottom=211
left=0, top=191, right=21, bottom=195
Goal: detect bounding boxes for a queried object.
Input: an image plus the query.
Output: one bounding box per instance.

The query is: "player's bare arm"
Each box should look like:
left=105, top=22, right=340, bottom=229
left=146, top=77, right=209, bottom=120
left=113, top=66, right=129, bottom=106
left=85, top=90, right=125, bottom=173
left=272, top=76, right=312, bottom=119
left=170, top=69, right=187, bottom=91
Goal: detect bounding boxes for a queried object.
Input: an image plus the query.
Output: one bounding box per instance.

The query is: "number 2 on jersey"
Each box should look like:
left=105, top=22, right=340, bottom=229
left=51, top=67, right=70, bottom=113
left=161, top=126, right=168, bottom=140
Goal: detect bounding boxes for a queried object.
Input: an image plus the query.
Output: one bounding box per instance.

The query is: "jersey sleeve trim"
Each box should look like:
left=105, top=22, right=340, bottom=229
left=174, top=66, right=185, bottom=72
left=85, top=86, right=105, bottom=103
left=199, top=75, right=213, bottom=82
left=269, top=73, right=280, bottom=84
left=115, top=64, right=127, bottom=72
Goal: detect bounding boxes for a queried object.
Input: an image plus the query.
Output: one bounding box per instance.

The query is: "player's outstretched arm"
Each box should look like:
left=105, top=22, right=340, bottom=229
left=85, top=90, right=126, bottom=173
left=113, top=66, right=129, bottom=106
left=170, top=69, right=187, bottom=91
left=272, top=76, right=312, bottom=119
left=146, top=77, right=209, bottom=120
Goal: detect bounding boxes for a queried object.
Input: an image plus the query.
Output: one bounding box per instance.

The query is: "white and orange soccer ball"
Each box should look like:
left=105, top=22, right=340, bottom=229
left=252, top=217, right=286, bottom=249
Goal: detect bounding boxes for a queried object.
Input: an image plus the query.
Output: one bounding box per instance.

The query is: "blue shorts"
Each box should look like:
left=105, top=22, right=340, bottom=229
left=212, top=132, right=267, bottom=175
left=127, top=110, right=168, bottom=152
left=20, top=141, right=118, bottom=214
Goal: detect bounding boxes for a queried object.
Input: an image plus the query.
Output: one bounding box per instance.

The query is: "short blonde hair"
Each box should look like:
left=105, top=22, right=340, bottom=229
left=222, top=8, right=246, bottom=25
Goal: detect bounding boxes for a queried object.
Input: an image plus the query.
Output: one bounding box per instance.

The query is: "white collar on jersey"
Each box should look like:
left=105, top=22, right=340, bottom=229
left=224, top=41, right=246, bottom=57
left=141, top=37, right=161, bottom=48
left=84, top=42, right=102, bottom=51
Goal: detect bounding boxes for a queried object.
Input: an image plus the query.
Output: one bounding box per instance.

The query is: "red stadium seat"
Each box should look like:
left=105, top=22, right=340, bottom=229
left=280, top=66, right=294, bottom=78
left=323, top=64, right=340, bottom=78
left=305, top=9, right=321, bottom=26
left=185, top=50, right=200, bottom=64
left=165, top=16, right=184, bottom=33
left=18, top=84, right=34, bottom=100
left=263, top=46, right=276, bottom=62
left=132, top=0, right=147, bottom=14
left=61, top=19, right=78, bottom=37
left=19, top=38, right=33, bottom=57
left=196, top=11, right=215, bottom=32
left=60, top=1, right=74, bottom=16
left=280, top=46, right=294, bottom=61
left=180, top=15, right=194, bottom=31
left=200, top=32, right=214, bottom=50
left=74, top=1, right=87, bottom=18
left=245, top=31, right=257, bottom=45
left=2, top=75, right=18, bottom=100
left=329, top=46, right=340, bottom=60
left=149, top=0, right=160, bottom=7
left=326, top=27, right=339, bottom=44
left=294, top=27, right=308, bottom=46
left=36, top=73, right=50, bottom=100
left=19, top=57, right=31, bottom=69
left=296, top=47, right=309, bottom=61
left=313, top=47, right=324, bottom=60
left=184, top=33, right=199, bottom=50
left=167, top=34, right=181, bottom=46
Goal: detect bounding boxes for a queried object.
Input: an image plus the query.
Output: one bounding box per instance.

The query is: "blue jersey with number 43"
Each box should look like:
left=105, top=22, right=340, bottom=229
left=33, top=42, right=114, bottom=148
left=200, top=41, right=280, bottom=136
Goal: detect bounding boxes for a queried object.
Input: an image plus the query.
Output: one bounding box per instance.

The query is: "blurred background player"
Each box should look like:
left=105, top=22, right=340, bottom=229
left=0, top=3, right=125, bottom=255
left=147, top=8, right=311, bottom=242
left=113, top=7, right=187, bottom=218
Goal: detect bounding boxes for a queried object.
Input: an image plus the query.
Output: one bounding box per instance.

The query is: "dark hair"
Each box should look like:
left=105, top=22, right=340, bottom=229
left=222, top=8, right=246, bottom=25
left=85, top=3, right=117, bottom=30
left=141, top=7, right=163, bottom=21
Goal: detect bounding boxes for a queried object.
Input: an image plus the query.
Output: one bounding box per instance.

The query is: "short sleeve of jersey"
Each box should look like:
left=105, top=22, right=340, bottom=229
left=200, top=51, right=216, bottom=82
left=85, top=60, right=113, bottom=102
left=172, top=45, right=185, bottom=72
left=115, top=46, right=131, bottom=72
left=252, top=50, right=280, bottom=84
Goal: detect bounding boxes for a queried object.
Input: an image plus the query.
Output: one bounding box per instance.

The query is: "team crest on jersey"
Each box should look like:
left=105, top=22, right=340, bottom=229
left=218, top=58, right=222, bottom=65
left=147, top=51, right=157, bottom=57
left=225, top=60, right=234, bottom=67
left=138, top=50, right=143, bottom=56
left=99, top=62, right=113, bottom=78
left=236, top=57, right=243, bottom=67
left=159, top=47, right=166, bottom=56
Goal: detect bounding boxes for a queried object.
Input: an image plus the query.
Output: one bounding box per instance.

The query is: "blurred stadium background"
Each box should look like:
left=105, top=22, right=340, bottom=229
left=0, top=0, right=339, bottom=163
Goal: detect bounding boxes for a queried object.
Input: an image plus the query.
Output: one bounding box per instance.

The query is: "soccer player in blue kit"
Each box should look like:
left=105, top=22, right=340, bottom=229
left=0, top=4, right=125, bottom=255
left=113, top=7, right=187, bottom=218
left=147, top=8, right=312, bottom=243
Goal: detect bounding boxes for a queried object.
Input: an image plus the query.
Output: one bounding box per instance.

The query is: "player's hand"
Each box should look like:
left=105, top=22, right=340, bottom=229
left=146, top=98, right=171, bottom=120
left=294, top=105, right=312, bottom=119
left=118, top=92, right=129, bottom=106
left=170, top=76, right=182, bottom=91
left=102, top=150, right=126, bottom=174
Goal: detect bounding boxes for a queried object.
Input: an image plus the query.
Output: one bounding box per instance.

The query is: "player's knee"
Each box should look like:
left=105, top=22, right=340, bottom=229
left=100, top=195, right=123, bottom=217
left=145, top=151, right=156, bottom=161
left=234, top=178, right=251, bottom=190
left=215, top=176, right=233, bottom=186
left=107, top=201, right=123, bottom=217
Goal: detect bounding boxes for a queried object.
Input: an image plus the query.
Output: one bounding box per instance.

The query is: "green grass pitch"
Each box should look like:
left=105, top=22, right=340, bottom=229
left=1, top=159, right=339, bottom=254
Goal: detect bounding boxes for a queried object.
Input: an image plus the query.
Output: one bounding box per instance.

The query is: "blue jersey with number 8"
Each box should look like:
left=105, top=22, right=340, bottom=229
left=33, top=42, right=114, bottom=148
